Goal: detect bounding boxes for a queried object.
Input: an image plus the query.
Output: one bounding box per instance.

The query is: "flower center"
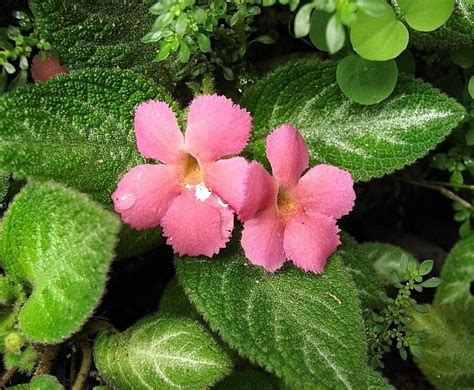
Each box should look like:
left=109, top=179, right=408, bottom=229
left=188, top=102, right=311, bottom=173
left=276, top=186, right=298, bottom=219
left=182, top=153, right=203, bottom=185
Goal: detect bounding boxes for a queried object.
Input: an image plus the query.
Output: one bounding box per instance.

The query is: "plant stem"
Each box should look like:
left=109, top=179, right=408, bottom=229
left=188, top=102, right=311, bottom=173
left=72, top=340, right=92, bottom=390
left=0, top=367, right=16, bottom=387
left=401, top=178, right=474, bottom=210
left=34, top=344, right=60, bottom=376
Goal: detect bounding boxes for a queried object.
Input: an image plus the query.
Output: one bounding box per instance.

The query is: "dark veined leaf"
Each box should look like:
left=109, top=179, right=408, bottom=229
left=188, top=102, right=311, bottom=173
left=94, top=315, right=232, bottom=389
left=435, top=236, right=474, bottom=306
left=29, top=0, right=179, bottom=85
left=409, top=304, right=474, bottom=389
left=242, top=60, right=465, bottom=182
left=0, top=182, right=120, bottom=343
left=176, top=239, right=368, bottom=389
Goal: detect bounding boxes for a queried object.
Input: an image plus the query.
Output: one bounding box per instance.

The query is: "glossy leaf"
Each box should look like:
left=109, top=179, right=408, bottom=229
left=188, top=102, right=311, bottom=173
left=435, top=237, right=474, bottom=306
left=0, top=182, right=120, bottom=343
left=408, top=0, right=474, bottom=50
left=29, top=0, right=177, bottom=84
left=94, top=315, right=232, bottom=389
left=359, top=242, right=418, bottom=285
left=350, top=3, right=409, bottom=61
left=0, top=69, right=173, bottom=206
left=242, top=60, right=465, bottom=182
left=397, top=0, right=455, bottom=31
left=336, top=55, right=398, bottom=105
left=409, top=304, right=474, bottom=389
left=176, top=239, right=368, bottom=389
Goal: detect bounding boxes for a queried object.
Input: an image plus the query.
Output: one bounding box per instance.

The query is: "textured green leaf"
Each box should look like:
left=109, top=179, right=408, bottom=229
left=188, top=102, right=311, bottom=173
left=4, top=345, right=38, bottom=375
left=398, top=0, right=474, bottom=49
left=0, top=173, right=9, bottom=206
left=409, top=304, right=474, bottom=389
left=214, top=370, right=277, bottom=389
left=0, top=182, right=120, bottom=343
left=338, top=234, right=382, bottom=309
left=8, top=375, right=64, bottom=389
left=29, top=0, right=178, bottom=85
left=159, top=278, right=200, bottom=320
left=435, top=236, right=474, bottom=306
left=94, top=315, right=232, bottom=389
left=359, top=242, right=418, bottom=285
left=176, top=239, right=368, bottom=389
left=367, top=369, right=394, bottom=389
left=0, top=68, right=173, bottom=205
left=242, top=60, right=465, bottom=182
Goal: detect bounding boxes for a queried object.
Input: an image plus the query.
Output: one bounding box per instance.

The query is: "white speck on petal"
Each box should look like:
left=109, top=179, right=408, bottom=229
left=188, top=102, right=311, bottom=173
left=194, top=183, right=212, bottom=202
left=217, top=198, right=229, bottom=208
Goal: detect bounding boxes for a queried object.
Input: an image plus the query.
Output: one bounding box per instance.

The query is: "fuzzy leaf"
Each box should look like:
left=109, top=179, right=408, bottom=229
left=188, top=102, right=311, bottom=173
left=400, top=0, right=474, bottom=49
left=0, top=182, right=120, bottom=343
left=8, top=375, right=64, bottom=389
left=409, top=304, right=474, bottom=389
left=29, top=0, right=178, bottom=85
left=367, top=369, right=394, bottom=389
left=0, top=174, right=8, bottom=206
left=359, top=242, right=418, bottom=285
left=176, top=239, right=368, bottom=389
left=435, top=236, right=474, bottom=306
left=242, top=60, right=465, bottom=182
left=94, top=315, right=232, bottom=389
left=0, top=68, right=173, bottom=206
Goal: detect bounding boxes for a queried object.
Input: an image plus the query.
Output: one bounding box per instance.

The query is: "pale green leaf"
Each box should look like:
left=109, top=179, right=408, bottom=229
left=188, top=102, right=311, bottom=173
left=406, top=0, right=474, bottom=49
left=358, top=242, right=418, bottom=285
left=242, top=60, right=465, bottom=182
left=0, top=182, right=120, bottom=343
left=94, top=315, right=232, bottom=389
left=294, top=3, right=314, bottom=38
left=435, top=236, right=474, bottom=306
left=409, top=304, right=474, bottom=389
left=176, top=239, right=368, bottom=389
left=7, top=375, right=64, bottom=389
left=397, top=0, right=455, bottom=32
left=29, top=0, right=178, bottom=84
left=0, top=68, right=173, bottom=206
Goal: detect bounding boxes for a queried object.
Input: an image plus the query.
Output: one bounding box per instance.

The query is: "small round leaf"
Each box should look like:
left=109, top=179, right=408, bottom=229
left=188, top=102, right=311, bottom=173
left=398, top=0, right=455, bottom=32
left=336, top=55, right=398, bottom=105
left=309, top=11, right=331, bottom=51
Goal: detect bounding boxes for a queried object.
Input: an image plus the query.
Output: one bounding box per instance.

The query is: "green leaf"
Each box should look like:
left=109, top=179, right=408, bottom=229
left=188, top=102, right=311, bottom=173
left=29, top=0, right=177, bottom=85
left=294, top=3, right=315, bottom=37
left=242, top=60, right=465, bottom=182
left=94, top=315, right=232, bottom=389
left=0, top=68, right=173, bottom=206
left=214, top=370, right=277, bottom=389
left=176, top=239, right=368, bottom=389
left=367, top=368, right=394, bottom=389
left=336, top=55, right=398, bottom=105
left=159, top=278, right=200, bottom=320
left=435, top=236, right=474, bottom=306
left=7, top=375, right=64, bottom=389
left=358, top=242, right=418, bottom=284
left=0, top=182, right=120, bottom=343
left=450, top=48, right=474, bottom=68
left=326, top=14, right=345, bottom=54
left=309, top=11, right=331, bottom=51
left=4, top=345, right=38, bottom=375
left=197, top=33, right=211, bottom=52
left=116, top=226, right=163, bottom=259
left=407, top=0, right=474, bottom=50
left=409, top=304, right=474, bottom=389
left=397, top=0, right=455, bottom=31
left=469, top=76, right=474, bottom=99
left=337, top=234, right=383, bottom=309
left=418, top=259, right=434, bottom=276
left=0, top=174, right=9, bottom=206
left=350, top=2, right=409, bottom=61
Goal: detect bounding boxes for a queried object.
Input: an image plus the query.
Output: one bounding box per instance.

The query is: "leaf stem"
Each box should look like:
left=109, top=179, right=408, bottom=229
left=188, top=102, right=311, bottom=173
left=72, top=340, right=92, bottom=390
left=400, top=178, right=474, bottom=211
left=34, top=344, right=60, bottom=376
left=0, top=366, right=16, bottom=387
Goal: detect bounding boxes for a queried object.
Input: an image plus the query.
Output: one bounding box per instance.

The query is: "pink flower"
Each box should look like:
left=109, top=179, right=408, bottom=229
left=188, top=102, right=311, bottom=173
left=31, top=53, right=68, bottom=82
left=112, top=95, right=251, bottom=257
left=239, top=125, right=355, bottom=273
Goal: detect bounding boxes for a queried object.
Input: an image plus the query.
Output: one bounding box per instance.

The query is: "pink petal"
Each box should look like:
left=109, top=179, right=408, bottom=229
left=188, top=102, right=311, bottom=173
left=296, top=164, right=355, bottom=219
left=266, top=124, right=309, bottom=187
left=161, top=189, right=234, bottom=257
left=241, top=207, right=286, bottom=272
left=185, top=95, right=252, bottom=161
left=112, top=164, right=180, bottom=230
left=134, top=101, right=184, bottom=163
left=203, top=157, right=248, bottom=212
left=283, top=212, right=341, bottom=273
left=31, top=53, right=68, bottom=82
left=238, top=162, right=276, bottom=222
